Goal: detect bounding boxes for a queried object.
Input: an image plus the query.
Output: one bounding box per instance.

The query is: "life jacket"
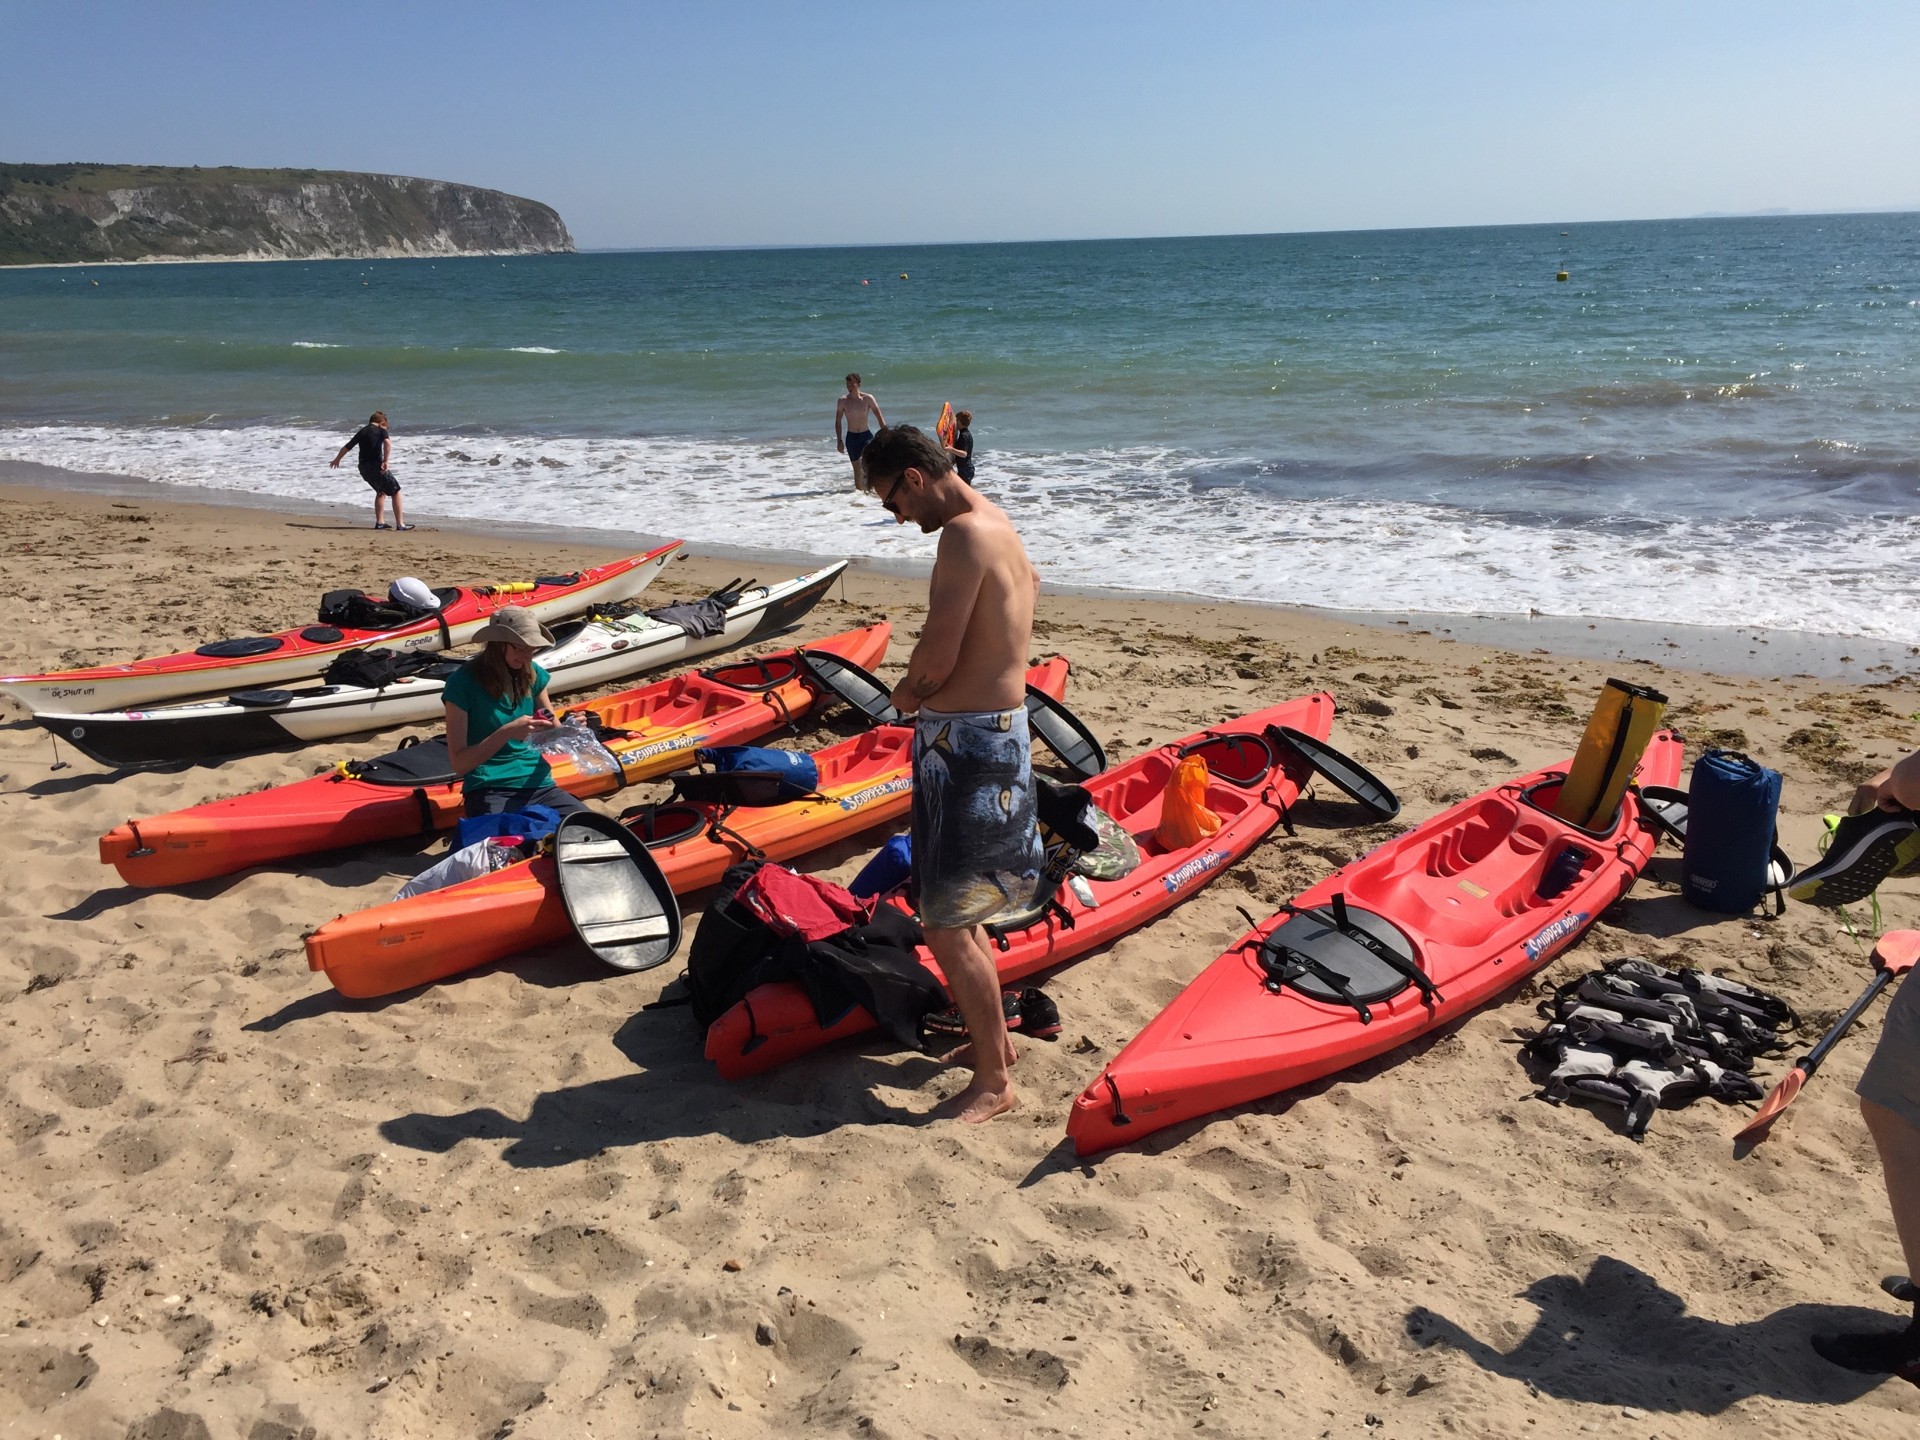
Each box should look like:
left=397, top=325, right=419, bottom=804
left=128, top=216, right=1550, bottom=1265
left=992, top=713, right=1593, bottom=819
left=1521, top=956, right=1794, bottom=1139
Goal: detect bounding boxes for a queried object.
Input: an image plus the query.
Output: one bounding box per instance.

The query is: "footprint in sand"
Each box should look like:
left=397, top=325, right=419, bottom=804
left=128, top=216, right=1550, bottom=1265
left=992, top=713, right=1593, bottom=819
left=42, top=1061, right=122, bottom=1109
left=520, top=1223, right=644, bottom=1288
left=0, top=1342, right=98, bottom=1411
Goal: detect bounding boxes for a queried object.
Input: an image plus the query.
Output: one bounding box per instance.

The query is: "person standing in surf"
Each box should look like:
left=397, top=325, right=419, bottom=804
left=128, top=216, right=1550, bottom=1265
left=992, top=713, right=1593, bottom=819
left=947, top=408, right=976, bottom=484
left=834, top=374, right=887, bottom=491
left=329, top=411, right=412, bottom=530
left=861, top=424, right=1043, bottom=1124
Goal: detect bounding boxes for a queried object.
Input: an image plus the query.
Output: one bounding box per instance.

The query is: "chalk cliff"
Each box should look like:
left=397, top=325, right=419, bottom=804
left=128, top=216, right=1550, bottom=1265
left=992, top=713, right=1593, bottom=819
left=0, top=164, right=574, bottom=265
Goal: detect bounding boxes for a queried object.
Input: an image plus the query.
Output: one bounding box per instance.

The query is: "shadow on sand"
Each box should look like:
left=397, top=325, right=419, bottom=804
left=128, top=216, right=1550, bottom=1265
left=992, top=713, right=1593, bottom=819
left=1408, top=1254, right=1909, bottom=1411
left=376, top=1003, right=942, bottom=1163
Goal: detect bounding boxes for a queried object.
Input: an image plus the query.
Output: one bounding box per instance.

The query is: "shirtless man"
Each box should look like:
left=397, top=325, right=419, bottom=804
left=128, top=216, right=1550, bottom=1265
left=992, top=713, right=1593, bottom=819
left=861, top=424, right=1042, bottom=1123
left=835, top=373, right=887, bottom=491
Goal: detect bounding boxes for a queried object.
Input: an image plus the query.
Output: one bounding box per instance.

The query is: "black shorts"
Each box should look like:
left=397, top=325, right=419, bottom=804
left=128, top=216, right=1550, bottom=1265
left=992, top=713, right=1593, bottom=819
left=361, top=468, right=401, bottom=497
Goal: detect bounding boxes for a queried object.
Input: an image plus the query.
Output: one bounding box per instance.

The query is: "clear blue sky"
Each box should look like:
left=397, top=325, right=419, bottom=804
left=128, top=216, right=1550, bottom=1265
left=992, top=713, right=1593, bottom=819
left=5, top=0, right=1917, bottom=249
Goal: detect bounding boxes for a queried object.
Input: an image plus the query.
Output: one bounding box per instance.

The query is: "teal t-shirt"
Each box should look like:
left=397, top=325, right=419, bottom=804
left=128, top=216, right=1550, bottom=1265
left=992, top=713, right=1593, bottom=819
left=444, top=659, right=553, bottom=794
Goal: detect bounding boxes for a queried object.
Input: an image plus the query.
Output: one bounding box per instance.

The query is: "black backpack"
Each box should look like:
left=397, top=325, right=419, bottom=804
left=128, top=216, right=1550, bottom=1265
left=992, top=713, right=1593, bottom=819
left=683, top=860, right=787, bottom=1029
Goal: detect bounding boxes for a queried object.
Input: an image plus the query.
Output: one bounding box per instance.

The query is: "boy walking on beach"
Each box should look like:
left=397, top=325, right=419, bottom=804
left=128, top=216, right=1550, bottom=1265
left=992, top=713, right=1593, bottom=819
left=330, top=411, right=411, bottom=530
left=835, top=374, right=887, bottom=491
left=861, top=424, right=1043, bottom=1124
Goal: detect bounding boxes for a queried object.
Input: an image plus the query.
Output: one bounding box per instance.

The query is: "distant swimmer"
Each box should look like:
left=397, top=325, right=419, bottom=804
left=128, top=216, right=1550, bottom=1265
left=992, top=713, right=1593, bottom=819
left=330, top=411, right=412, bottom=530
left=834, top=373, right=887, bottom=492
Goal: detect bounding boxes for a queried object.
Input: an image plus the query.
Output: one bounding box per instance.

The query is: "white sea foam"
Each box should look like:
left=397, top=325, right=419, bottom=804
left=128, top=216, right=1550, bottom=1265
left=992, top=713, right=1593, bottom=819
left=289, top=341, right=342, bottom=348
left=506, top=346, right=563, bottom=354
left=4, top=422, right=1915, bottom=645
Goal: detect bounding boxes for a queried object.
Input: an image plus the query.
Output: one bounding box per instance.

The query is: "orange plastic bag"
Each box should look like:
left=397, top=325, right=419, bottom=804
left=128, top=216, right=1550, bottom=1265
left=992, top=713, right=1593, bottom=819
left=1155, top=753, right=1222, bottom=849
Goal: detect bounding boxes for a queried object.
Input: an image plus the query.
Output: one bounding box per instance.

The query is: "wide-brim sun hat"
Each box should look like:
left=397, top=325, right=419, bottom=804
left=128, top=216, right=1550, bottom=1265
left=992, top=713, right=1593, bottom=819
left=472, top=607, right=555, bottom=648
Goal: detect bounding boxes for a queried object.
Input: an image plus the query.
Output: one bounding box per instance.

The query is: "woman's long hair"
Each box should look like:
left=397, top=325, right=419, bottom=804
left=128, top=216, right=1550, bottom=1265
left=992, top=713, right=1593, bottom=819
left=472, top=642, right=534, bottom=704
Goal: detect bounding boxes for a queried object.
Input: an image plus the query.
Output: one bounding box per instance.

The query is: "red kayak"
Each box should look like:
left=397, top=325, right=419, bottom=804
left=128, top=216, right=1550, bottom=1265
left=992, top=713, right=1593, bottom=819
left=706, top=693, right=1336, bottom=1080
left=1, top=544, right=680, bottom=715
left=303, top=657, right=1073, bottom=999
left=1066, top=732, right=1685, bottom=1156
left=99, top=622, right=890, bottom=888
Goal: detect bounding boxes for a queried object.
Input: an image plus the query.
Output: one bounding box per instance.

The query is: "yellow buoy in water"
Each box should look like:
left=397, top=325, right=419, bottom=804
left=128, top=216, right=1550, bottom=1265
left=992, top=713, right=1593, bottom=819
left=1556, top=269, right=1569, bottom=282
left=899, top=272, right=909, bottom=280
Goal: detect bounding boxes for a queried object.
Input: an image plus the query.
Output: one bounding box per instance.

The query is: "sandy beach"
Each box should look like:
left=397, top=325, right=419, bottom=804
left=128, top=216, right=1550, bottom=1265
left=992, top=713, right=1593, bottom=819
left=4, top=480, right=1920, bottom=1439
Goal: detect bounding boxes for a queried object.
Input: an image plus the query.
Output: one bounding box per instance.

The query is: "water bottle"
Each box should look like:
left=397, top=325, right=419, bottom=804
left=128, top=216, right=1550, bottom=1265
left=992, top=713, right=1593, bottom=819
left=537, top=714, right=619, bottom=779
left=1537, top=844, right=1586, bottom=900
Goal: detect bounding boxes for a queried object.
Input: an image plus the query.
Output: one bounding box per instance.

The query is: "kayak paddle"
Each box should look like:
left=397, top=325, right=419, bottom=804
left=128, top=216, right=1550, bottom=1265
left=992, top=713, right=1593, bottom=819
left=1735, top=929, right=1920, bottom=1146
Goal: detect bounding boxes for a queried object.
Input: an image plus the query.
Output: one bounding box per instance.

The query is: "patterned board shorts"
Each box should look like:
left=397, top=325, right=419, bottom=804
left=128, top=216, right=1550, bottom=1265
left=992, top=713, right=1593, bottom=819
left=911, top=704, right=1043, bottom=930
left=1858, top=969, right=1920, bottom=1131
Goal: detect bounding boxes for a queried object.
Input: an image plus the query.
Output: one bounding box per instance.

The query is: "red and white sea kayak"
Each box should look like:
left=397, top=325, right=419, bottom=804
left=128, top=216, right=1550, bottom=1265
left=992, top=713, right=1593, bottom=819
left=705, top=693, right=1337, bottom=1080
left=0, top=543, right=680, bottom=715
left=1066, top=732, right=1684, bottom=1156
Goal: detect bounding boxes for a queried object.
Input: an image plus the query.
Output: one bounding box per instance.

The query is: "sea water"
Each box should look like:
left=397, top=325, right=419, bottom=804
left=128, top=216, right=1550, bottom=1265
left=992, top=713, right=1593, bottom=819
left=2, top=215, right=1917, bottom=643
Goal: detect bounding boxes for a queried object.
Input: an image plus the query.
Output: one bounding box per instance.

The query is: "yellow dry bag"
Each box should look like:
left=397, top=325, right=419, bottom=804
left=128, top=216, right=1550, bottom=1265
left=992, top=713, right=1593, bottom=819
left=1553, top=678, right=1668, bottom=830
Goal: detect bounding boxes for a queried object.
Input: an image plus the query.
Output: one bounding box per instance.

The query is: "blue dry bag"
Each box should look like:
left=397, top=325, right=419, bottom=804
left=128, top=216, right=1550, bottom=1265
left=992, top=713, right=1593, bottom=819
left=451, top=804, right=565, bottom=852
left=1681, top=750, right=1783, bottom=914
left=849, top=833, right=913, bottom=898
left=697, top=746, right=820, bottom=803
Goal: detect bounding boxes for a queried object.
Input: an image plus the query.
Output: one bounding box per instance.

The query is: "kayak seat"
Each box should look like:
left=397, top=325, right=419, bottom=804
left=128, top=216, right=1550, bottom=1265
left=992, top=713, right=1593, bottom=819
left=555, top=812, right=681, bottom=973
left=196, top=636, right=286, bottom=659
left=703, top=655, right=801, bottom=694
left=229, top=689, right=295, bottom=708
left=618, top=803, right=709, bottom=851
left=1521, top=777, right=1625, bottom=839
left=1259, top=904, right=1418, bottom=1012
left=1177, top=731, right=1276, bottom=789
left=349, top=736, right=457, bottom=787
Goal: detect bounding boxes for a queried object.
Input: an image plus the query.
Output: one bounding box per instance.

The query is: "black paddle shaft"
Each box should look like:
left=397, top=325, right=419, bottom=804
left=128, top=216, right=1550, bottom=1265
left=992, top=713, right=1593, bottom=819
left=1799, top=968, right=1901, bottom=1079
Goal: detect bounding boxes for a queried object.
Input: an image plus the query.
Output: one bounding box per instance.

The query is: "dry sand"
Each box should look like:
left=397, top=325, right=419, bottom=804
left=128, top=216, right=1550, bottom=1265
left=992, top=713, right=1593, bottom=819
left=2, top=481, right=1918, bottom=1439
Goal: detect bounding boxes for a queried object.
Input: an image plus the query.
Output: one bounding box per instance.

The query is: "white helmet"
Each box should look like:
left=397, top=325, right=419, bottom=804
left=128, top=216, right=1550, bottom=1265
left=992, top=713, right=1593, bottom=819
left=389, top=576, right=439, bottom=610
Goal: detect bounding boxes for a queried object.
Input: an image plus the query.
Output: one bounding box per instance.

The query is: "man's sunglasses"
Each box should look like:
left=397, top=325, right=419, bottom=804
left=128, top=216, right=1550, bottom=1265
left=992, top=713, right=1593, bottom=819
left=875, top=473, right=906, bottom=514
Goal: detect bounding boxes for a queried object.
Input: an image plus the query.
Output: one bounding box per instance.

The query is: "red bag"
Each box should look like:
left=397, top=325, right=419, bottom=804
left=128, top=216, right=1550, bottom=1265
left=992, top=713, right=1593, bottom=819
left=737, top=865, right=872, bottom=943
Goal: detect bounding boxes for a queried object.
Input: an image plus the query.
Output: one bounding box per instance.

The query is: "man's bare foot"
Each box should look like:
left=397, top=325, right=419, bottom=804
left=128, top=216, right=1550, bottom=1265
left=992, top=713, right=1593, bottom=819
left=935, top=1078, right=1017, bottom=1124
left=937, top=1037, right=1018, bottom=1069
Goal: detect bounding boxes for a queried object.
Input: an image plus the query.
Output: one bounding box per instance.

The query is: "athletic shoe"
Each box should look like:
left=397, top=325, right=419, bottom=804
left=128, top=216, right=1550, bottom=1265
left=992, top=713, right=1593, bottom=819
left=1811, top=1319, right=1920, bottom=1382
left=1894, top=830, right=1920, bottom=880
left=395, top=523, right=416, bottom=532
left=1788, top=809, right=1920, bottom=908
left=373, top=522, right=392, bottom=530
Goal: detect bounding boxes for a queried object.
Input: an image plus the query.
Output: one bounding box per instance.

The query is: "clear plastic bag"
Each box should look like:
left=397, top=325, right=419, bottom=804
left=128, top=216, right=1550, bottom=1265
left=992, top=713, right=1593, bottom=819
left=536, top=715, right=620, bottom=779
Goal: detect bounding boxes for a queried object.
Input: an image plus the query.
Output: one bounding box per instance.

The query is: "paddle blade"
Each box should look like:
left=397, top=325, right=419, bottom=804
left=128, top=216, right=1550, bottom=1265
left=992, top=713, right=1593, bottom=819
left=1874, top=929, right=1920, bottom=975
left=1734, top=1064, right=1808, bottom=1143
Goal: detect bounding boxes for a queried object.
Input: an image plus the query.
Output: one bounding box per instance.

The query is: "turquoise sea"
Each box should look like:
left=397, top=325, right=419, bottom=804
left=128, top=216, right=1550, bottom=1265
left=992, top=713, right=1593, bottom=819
left=2, top=214, right=1918, bottom=642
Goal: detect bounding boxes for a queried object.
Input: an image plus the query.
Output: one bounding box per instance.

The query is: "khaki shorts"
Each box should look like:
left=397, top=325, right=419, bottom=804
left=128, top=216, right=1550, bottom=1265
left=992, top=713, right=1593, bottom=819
left=1857, top=970, right=1920, bottom=1130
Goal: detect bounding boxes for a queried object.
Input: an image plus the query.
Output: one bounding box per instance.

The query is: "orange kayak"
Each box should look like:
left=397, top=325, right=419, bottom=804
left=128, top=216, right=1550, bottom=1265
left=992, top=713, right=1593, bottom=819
left=100, top=623, right=889, bottom=888
left=304, top=656, right=1073, bottom=999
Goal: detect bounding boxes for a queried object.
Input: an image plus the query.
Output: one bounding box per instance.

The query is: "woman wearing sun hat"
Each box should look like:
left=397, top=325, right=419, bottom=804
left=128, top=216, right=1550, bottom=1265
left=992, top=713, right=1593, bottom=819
left=442, top=607, right=589, bottom=818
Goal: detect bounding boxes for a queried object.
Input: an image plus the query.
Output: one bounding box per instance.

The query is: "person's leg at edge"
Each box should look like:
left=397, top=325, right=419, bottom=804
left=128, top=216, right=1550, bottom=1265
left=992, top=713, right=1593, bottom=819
left=1865, top=1098, right=1920, bottom=1287
left=373, top=490, right=388, bottom=527
left=391, top=486, right=407, bottom=529
left=925, top=923, right=1016, bottom=1123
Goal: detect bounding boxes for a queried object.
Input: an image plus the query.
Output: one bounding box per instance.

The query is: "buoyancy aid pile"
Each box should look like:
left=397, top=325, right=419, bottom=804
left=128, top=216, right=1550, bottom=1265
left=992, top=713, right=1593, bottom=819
left=1521, top=957, right=1797, bottom=1139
